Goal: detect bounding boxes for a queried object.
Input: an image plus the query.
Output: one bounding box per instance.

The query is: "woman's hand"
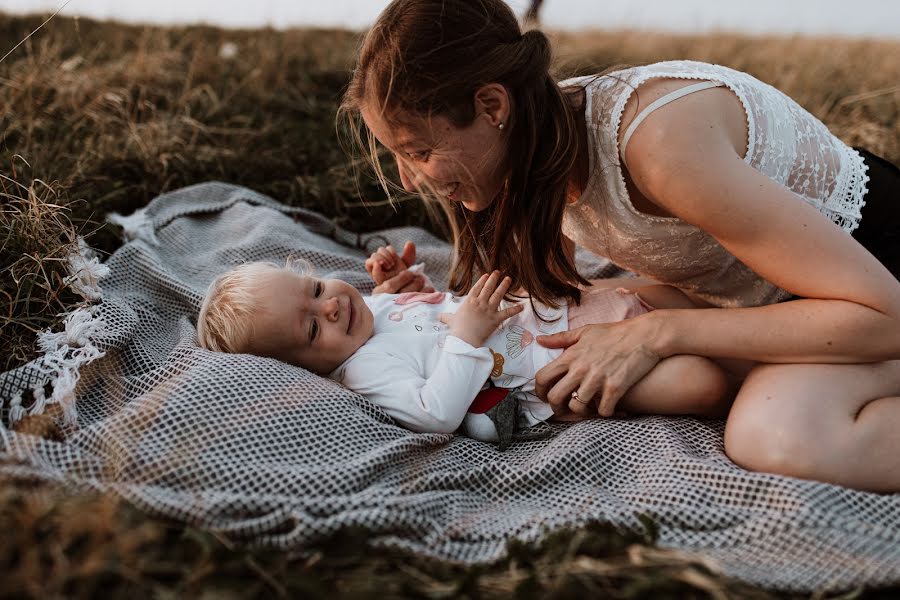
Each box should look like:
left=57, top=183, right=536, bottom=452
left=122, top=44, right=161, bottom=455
left=534, top=317, right=662, bottom=417
left=439, top=271, right=524, bottom=347
left=366, top=240, right=434, bottom=293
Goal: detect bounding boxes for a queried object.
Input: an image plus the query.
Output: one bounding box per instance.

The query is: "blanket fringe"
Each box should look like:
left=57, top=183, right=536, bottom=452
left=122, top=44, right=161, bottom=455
left=5, top=238, right=108, bottom=428
left=107, top=207, right=158, bottom=245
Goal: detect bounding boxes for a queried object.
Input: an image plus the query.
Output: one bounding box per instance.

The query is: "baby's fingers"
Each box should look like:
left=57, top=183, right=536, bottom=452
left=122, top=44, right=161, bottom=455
left=498, top=302, right=525, bottom=321
left=488, top=276, right=513, bottom=306
left=371, top=260, right=385, bottom=284
left=477, top=271, right=502, bottom=299
left=469, top=272, right=490, bottom=297
left=378, top=246, right=399, bottom=269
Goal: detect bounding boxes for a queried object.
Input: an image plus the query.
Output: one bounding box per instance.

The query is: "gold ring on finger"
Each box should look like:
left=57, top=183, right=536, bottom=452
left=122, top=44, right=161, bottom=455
left=570, top=390, right=589, bottom=405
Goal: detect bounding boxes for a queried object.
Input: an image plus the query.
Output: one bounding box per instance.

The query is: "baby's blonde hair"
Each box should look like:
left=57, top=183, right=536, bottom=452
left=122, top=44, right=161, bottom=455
left=197, top=257, right=313, bottom=355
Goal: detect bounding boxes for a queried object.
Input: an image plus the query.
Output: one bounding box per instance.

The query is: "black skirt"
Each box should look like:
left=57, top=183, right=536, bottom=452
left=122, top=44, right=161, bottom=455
left=852, top=147, right=900, bottom=281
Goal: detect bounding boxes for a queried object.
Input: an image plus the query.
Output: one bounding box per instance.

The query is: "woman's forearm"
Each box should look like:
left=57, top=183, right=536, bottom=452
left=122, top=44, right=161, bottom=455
left=651, top=299, right=900, bottom=364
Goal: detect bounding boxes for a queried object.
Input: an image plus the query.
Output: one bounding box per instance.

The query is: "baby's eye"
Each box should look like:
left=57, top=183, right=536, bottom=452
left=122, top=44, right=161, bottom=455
left=314, top=282, right=323, bottom=297
left=309, top=319, right=319, bottom=343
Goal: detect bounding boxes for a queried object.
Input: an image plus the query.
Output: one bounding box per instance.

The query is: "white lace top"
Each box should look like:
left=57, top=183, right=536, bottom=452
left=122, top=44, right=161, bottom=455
left=560, top=60, right=870, bottom=308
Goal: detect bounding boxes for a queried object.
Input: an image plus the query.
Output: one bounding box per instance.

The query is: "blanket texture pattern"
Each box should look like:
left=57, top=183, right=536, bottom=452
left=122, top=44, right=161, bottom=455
left=1, top=182, right=898, bottom=591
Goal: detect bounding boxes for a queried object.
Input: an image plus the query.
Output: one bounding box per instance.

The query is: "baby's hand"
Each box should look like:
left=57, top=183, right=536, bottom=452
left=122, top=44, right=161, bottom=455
left=366, top=242, right=415, bottom=284
left=440, top=272, right=524, bottom=348
left=367, top=240, right=435, bottom=294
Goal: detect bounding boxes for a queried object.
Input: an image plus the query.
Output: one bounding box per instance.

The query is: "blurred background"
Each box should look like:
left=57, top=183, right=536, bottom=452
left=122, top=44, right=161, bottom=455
left=2, top=0, right=899, bottom=37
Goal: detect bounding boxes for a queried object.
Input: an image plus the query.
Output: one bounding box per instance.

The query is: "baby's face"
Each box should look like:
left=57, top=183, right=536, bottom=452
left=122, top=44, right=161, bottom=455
left=249, top=271, right=374, bottom=373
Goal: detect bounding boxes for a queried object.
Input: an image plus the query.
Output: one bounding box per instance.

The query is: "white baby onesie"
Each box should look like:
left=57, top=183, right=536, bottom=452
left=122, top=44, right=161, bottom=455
left=331, top=291, right=567, bottom=436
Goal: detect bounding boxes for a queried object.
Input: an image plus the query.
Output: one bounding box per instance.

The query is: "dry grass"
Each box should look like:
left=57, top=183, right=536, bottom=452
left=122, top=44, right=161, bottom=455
left=1, top=11, right=898, bottom=599
left=0, top=171, right=85, bottom=371
left=2, top=481, right=798, bottom=600
left=550, top=30, right=900, bottom=160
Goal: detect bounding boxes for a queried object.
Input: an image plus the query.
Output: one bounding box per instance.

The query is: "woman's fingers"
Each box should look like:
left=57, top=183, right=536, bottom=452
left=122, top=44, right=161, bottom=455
left=535, top=356, right=571, bottom=407
left=399, top=241, right=417, bottom=267
left=568, top=371, right=605, bottom=415
left=536, top=328, right=582, bottom=349
left=547, top=371, right=586, bottom=414
left=597, top=383, right=622, bottom=417
left=595, top=349, right=657, bottom=416
left=375, top=269, right=421, bottom=294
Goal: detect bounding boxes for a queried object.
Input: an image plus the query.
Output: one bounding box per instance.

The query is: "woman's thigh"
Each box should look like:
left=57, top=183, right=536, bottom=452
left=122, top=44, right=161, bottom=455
left=724, top=360, right=900, bottom=490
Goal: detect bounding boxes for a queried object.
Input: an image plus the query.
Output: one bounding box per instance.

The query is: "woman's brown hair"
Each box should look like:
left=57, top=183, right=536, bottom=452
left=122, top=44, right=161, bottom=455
left=339, top=0, right=589, bottom=309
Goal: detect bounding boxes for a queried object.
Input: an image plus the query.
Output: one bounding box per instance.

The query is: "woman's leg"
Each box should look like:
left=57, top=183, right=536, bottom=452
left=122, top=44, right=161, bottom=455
left=725, top=361, right=900, bottom=492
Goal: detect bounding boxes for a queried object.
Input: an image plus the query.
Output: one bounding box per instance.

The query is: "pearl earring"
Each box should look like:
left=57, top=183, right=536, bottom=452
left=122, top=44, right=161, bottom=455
left=498, top=123, right=505, bottom=130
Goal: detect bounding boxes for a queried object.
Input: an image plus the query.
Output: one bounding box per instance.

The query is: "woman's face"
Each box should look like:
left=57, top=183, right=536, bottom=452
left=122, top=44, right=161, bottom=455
left=361, top=98, right=510, bottom=213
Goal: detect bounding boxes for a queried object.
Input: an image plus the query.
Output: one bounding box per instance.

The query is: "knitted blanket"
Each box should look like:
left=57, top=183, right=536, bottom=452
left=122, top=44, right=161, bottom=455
left=2, top=182, right=898, bottom=592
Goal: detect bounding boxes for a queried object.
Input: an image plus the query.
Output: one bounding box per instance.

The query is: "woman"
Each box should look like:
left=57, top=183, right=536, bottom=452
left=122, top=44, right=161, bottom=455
left=338, top=0, right=900, bottom=491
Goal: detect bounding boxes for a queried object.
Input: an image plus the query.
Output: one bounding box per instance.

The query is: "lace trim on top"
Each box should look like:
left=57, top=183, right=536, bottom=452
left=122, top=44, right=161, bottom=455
left=559, top=61, right=870, bottom=308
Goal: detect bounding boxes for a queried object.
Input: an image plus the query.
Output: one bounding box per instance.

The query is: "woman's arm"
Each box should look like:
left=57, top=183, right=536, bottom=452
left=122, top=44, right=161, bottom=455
left=536, top=86, right=900, bottom=416
left=623, top=91, right=900, bottom=363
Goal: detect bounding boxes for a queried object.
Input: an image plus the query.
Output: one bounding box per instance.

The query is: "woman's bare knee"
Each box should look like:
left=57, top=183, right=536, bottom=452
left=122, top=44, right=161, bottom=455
left=724, top=361, right=900, bottom=485
left=724, top=365, right=822, bottom=477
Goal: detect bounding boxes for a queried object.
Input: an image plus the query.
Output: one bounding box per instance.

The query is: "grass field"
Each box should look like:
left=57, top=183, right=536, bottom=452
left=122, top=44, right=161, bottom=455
left=1, top=12, right=898, bottom=598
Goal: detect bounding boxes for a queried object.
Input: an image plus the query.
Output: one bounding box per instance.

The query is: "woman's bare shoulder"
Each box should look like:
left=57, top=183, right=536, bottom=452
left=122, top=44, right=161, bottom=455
left=617, top=77, right=747, bottom=161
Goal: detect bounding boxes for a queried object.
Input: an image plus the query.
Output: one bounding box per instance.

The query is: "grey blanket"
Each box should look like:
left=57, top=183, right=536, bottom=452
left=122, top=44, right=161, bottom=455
left=1, top=182, right=898, bottom=592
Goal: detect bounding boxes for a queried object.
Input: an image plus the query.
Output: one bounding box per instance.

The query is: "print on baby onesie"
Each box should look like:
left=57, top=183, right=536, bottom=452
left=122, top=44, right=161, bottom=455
left=394, top=291, right=446, bottom=305
left=505, top=325, right=534, bottom=359
left=388, top=291, right=446, bottom=321
left=489, top=348, right=505, bottom=377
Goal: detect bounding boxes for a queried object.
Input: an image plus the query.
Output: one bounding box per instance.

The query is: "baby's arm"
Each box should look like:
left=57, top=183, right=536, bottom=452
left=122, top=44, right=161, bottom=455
left=340, top=272, right=524, bottom=434
left=338, top=341, right=495, bottom=434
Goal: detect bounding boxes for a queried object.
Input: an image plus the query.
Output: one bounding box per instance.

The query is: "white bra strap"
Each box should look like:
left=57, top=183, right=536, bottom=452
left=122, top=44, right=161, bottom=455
left=620, top=80, right=725, bottom=162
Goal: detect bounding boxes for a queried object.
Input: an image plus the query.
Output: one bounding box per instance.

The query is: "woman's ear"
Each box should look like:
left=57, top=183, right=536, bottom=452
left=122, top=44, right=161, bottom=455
left=473, top=83, right=511, bottom=129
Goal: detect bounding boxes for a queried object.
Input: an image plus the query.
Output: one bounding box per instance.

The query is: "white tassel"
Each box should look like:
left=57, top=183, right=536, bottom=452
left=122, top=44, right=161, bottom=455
left=65, top=238, right=110, bottom=302
left=38, top=307, right=100, bottom=352
left=61, top=309, right=97, bottom=348
left=29, top=385, right=47, bottom=416
left=26, top=304, right=107, bottom=428
left=106, top=207, right=158, bottom=245
left=20, top=260, right=110, bottom=428
left=9, top=393, right=25, bottom=425
left=51, top=372, right=79, bottom=425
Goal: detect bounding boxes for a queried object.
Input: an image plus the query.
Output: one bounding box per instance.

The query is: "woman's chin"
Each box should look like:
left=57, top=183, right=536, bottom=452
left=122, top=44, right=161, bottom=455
left=461, top=196, right=491, bottom=212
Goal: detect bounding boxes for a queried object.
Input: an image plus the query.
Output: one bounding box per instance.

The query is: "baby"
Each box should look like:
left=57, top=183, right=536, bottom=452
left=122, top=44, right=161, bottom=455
left=197, top=253, right=737, bottom=447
